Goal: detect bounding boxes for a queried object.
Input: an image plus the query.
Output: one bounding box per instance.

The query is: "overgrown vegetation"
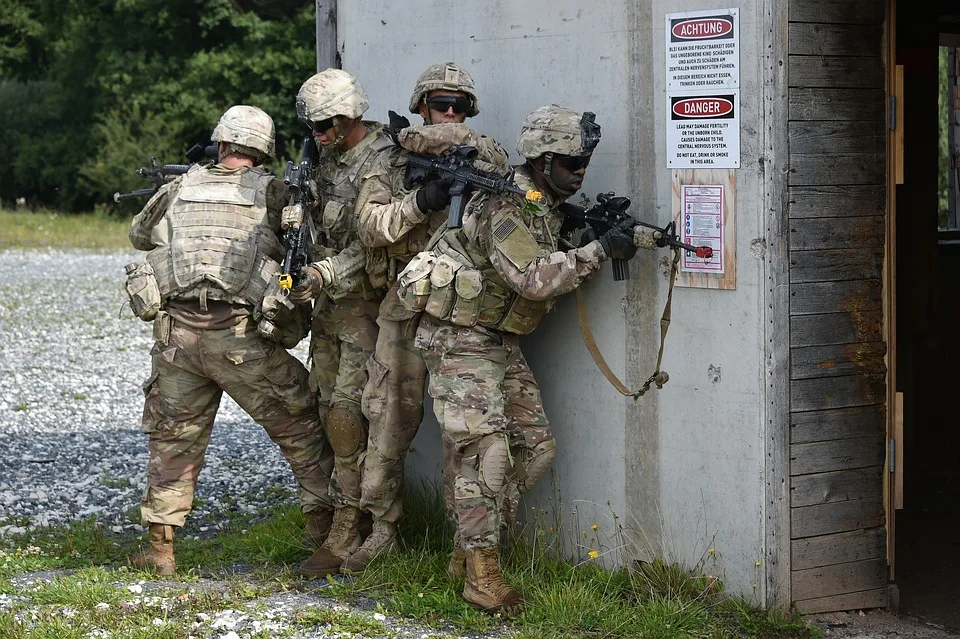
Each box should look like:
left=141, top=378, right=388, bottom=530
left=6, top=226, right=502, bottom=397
left=0, top=487, right=822, bottom=639
left=0, top=209, right=130, bottom=251
left=0, top=0, right=314, bottom=214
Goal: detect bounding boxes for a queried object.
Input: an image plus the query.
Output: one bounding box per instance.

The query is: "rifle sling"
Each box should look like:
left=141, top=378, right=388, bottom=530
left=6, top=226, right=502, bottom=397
left=574, top=247, right=680, bottom=399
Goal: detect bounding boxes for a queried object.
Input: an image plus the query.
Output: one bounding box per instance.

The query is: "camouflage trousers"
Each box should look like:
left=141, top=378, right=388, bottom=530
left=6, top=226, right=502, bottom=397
left=415, top=314, right=556, bottom=550
left=359, top=286, right=459, bottom=524
left=140, top=315, right=334, bottom=527
left=309, top=296, right=380, bottom=508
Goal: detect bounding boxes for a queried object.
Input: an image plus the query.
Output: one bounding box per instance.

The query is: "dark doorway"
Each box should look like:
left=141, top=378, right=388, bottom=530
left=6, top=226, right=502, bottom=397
left=892, top=1, right=960, bottom=630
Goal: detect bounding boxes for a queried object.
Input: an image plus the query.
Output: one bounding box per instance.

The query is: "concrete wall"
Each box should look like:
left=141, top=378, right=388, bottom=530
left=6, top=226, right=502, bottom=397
left=338, top=0, right=770, bottom=597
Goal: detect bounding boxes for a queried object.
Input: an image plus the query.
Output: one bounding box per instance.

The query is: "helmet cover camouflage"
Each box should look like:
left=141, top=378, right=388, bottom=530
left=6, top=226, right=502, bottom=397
left=408, top=62, right=479, bottom=117
left=211, top=105, right=276, bottom=160
left=296, top=68, right=370, bottom=122
left=516, top=105, right=601, bottom=159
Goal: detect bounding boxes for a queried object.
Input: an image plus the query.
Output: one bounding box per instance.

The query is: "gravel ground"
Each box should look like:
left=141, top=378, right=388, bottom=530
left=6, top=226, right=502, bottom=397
left=1, top=249, right=956, bottom=639
left=0, top=249, right=303, bottom=536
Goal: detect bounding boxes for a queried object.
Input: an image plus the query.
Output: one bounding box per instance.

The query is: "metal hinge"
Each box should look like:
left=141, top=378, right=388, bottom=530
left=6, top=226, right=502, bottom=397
left=889, top=96, right=897, bottom=130
left=889, top=438, right=896, bottom=472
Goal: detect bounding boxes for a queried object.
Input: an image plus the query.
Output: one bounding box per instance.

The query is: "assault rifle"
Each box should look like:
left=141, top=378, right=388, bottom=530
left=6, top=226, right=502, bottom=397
left=113, top=143, right=218, bottom=202
left=278, top=136, right=317, bottom=291
left=387, top=110, right=543, bottom=228
left=559, top=192, right=714, bottom=281
left=404, top=146, right=545, bottom=228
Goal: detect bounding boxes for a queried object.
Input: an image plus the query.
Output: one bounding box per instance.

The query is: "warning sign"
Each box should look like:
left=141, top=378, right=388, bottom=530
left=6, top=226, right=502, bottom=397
left=666, top=9, right=739, bottom=90
left=680, top=185, right=724, bottom=274
left=666, top=92, right=740, bottom=168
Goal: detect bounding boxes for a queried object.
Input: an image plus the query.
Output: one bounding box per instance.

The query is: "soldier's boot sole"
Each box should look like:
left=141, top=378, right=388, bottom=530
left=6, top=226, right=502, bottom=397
left=298, top=547, right=344, bottom=578
left=340, top=536, right=398, bottom=575
left=130, top=551, right=176, bottom=577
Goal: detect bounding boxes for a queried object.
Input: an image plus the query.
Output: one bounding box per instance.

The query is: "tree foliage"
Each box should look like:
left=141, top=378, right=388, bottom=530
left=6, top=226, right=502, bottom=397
left=0, top=0, right=315, bottom=212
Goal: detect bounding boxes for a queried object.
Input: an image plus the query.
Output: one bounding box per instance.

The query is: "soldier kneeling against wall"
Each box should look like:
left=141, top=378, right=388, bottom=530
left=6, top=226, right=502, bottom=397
left=124, top=105, right=335, bottom=575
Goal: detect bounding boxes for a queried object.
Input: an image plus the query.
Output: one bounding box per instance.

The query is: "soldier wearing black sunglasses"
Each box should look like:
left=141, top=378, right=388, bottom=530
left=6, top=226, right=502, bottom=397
left=345, top=62, right=509, bottom=578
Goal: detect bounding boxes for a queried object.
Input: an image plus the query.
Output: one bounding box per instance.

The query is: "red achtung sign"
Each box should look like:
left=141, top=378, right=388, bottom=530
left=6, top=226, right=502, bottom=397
left=671, top=17, right=734, bottom=40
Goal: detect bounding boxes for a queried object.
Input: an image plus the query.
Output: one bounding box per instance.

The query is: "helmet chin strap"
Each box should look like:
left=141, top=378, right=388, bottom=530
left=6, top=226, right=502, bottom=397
left=333, top=116, right=360, bottom=147
left=536, top=152, right=577, bottom=197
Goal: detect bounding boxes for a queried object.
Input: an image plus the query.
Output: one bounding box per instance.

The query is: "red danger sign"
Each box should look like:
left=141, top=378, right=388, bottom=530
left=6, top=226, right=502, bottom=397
left=670, top=15, right=734, bottom=42
left=671, top=96, right=735, bottom=119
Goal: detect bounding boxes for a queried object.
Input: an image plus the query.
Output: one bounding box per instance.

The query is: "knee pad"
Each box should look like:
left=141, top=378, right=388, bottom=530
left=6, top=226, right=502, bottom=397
left=324, top=407, right=366, bottom=457
left=518, top=439, right=556, bottom=493
left=476, top=433, right=511, bottom=496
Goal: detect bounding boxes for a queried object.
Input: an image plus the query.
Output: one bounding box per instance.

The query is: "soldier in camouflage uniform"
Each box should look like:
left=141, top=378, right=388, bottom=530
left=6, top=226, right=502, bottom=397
left=396, top=105, right=659, bottom=611
left=286, top=69, right=393, bottom=577
left=126, top=106, right=335, bottom=576
left=343, top=62, right=508, bottom=574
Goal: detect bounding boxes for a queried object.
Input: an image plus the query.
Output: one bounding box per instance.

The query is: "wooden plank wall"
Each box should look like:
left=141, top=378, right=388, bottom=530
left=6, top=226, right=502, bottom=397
left=787, top=0, right=889, bottom=614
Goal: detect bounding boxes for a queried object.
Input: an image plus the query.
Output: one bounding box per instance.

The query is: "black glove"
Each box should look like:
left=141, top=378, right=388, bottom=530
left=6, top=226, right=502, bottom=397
left=598, top=226, right=639, bottom=261
left=578, top=227, right=598, bottom=248
left=416, top=177, right=453, bottom=212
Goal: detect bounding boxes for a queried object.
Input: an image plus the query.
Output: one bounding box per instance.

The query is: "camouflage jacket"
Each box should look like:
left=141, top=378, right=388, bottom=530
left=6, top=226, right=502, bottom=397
left=466, top=165, right=606, bottom=302
left=355, top=123, right=509, bottom=286
left=308, top=122, right=393, bottom=301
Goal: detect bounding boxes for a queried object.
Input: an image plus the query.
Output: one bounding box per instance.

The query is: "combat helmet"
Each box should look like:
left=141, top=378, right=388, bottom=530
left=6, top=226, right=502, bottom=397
left=211, top=105, right=276, bottom=161
left=296, top=68, right=369, bottom=124
left=516, top=105, right=601, bottom=159
left=408, top=62, right=479, bottom=117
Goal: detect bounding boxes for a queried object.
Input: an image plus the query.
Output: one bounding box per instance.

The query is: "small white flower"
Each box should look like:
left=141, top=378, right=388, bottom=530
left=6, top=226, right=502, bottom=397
left=95, top=602, right=110, bottom=609
left=127, top=584, right=143, bottom=594
left=219, top=633, right=241, bottom=639
left=152, top=618, right=165, bottom=626
left=373, top=613, right=386, bottom=622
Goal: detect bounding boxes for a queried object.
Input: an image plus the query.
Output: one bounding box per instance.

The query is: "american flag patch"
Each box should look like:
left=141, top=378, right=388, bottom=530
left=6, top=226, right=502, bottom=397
left=492, top=217, right=518, bottom=242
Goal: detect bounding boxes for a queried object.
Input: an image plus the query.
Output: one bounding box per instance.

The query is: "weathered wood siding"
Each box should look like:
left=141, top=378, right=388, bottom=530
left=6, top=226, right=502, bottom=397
left=787, top=0, right=889, bottom=614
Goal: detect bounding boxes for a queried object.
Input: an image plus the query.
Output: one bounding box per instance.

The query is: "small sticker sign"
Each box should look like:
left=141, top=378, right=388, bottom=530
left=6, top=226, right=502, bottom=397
left=666, top=92, right=740, bottom=168
left=680, top=185, right=724, bottom=274
left=666, top=8, right=739, bottom=90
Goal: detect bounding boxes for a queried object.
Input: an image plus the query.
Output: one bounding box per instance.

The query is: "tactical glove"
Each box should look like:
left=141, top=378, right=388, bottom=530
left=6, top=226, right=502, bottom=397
left=415, top=176, right=453, bottom=212
left=633, top=226, right=663, bottom=250
left=599, top=226, right=639, bottom=261
left=290, top=265, right=324, bottom=303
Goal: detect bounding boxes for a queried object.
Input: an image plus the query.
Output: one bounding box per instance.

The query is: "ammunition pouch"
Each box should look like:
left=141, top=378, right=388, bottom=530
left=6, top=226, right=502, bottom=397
left=396, top=251, right=548, bottom=335
left=124, top=260, right=162, bottom=321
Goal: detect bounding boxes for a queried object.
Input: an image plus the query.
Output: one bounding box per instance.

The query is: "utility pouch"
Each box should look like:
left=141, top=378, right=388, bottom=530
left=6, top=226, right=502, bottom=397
left=397, top=251, right=435, bottom=312
left=450, top=268, right=484, bottom=327
left=123, top=260, right=162, bottom=321
left=152, top=310, right=172, bottom=346
left=495, top=294, right=547, bottom=336
left=424, top=253, right=461, bottom=319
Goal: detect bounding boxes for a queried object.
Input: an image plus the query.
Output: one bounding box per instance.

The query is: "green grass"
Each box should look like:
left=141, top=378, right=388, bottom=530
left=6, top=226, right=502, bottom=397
left=0, top=209, right=130, bottom=251
left=0, top=490, right=822, bottom=639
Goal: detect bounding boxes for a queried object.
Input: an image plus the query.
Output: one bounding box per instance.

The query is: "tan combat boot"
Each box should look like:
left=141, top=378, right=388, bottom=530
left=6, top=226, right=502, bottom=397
left=463, top=546, right=523, bottom=613
left=299, top=506, right=364, bottom=578
left=340, top=520, right=398, bottom=574
left=446, top=546, right=468, bottom=579
left=131, top=523, right=176, bottom=576
left=301, top=508, right=334, bottom=550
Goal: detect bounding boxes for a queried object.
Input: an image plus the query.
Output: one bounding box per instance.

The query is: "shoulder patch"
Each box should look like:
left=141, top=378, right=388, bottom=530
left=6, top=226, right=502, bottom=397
left=491, top=211, right=541, bottom=272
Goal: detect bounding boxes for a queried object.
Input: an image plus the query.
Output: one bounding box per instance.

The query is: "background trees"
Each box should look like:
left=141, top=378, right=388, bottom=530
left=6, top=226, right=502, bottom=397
left=0, top=0, right=315, bottom=213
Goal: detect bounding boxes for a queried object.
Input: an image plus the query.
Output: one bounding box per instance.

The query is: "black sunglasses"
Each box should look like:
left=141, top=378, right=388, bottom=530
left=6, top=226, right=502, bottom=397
left=555, top=154, right=591, bottom=171
left=424, top=96, right=472, bottom=115
left=301, top=116, right=335, bottom=132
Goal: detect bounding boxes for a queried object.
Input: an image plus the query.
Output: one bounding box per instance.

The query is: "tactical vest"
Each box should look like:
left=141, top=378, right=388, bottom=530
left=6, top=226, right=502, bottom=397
left=397, top=171, right=563, bottom=335
left=313, top=125, right=394, bottom=299
left=146, top=165, right=282, bottom=308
